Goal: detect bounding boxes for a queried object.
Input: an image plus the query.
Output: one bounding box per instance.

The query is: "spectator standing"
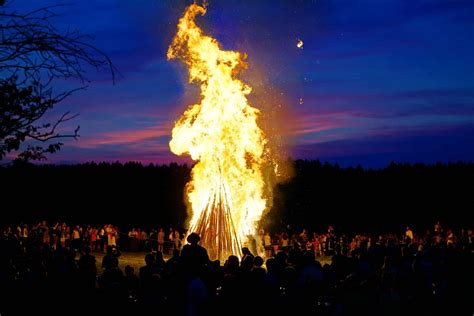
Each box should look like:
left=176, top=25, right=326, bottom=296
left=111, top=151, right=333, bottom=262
left=157, top=228, right=165, bottom=252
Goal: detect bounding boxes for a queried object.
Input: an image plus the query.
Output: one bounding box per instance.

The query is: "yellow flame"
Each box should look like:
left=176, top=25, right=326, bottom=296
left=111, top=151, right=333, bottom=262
left=167, top=4, right=270, bottom=255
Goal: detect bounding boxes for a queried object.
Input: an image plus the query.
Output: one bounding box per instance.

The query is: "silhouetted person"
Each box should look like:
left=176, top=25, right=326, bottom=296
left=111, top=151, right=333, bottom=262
left=101, top=245, right=121, bottom=270
left=78, top=246, right=97, bottom=289
left=166, top=248, right=181, bottom=268
left=224, top=255, right=240, bottom=277
left=251, top=255, right=266, bottom=285
left=154, top=250, right=166, bottom=269
left=138, top=252, right=160, bottom=298
left=99, top=257, right=124, bottom=289
left=124, top=265, right=139, bottom=298
left=139, top=253, right=164, bottom=306
left=180, top=233, right=209, bottom=274
left=241, top=247, right=254, bottom=262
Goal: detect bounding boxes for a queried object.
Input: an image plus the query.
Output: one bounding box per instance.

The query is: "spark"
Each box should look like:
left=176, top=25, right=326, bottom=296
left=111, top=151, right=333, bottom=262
left=297, top=39, right=304, bottom=49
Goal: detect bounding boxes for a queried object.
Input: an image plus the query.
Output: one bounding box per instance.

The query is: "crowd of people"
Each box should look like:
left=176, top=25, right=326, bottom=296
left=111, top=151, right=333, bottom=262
left=4, top=221, right=471, bottom=259
left=0, top=221, right=472, bottom=315
left=1, top=221, right=185, bottom=255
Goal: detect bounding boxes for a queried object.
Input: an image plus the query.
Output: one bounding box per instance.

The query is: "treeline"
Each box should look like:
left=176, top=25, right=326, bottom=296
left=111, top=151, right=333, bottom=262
left=270, top=160, right=474, bottom=234
left=0, top=162, right=190, bottom=229
left=1, top=160, right=473, bottom=233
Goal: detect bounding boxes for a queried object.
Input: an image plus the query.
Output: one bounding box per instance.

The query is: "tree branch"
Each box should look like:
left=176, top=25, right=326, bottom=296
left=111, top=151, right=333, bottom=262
left=0, top=2, right=118, bottom=161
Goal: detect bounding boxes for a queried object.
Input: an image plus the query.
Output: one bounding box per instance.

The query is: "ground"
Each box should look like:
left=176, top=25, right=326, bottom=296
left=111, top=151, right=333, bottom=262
left=94, top=251, right=152, bottom=272
left=93, top=251, right=332, bottom=273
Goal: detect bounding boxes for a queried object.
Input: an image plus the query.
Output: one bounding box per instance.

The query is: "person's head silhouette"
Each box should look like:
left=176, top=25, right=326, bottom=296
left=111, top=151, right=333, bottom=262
left=187, top=232, right=200, bottom=245
left=145, top=253, right=155, bottom=266
left=106, top=245, right=113, bottom=254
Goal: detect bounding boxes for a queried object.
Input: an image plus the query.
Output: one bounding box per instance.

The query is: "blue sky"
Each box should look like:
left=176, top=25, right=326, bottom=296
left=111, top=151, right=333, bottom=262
left=9, top=0, right=474, bottom=167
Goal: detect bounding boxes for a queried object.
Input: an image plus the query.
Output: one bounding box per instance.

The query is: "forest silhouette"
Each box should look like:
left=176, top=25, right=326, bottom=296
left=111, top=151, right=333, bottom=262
left=1, top=160, right=472, bottom=233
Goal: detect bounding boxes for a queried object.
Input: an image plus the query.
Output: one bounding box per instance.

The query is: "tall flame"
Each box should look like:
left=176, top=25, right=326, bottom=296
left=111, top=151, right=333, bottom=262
left=167, top=3, right=270, bottom=260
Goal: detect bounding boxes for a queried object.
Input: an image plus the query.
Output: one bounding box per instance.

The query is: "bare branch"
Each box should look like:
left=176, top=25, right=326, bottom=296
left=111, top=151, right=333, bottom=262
left=0, top=2, right=118, bottom=161
left=0, top=3, right=120, bottom=84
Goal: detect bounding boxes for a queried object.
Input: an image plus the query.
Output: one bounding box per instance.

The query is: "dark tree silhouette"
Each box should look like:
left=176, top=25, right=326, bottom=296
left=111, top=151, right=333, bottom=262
left=0, top=1, right=117, bottom=161
left=1, top=160, right=473, bottom=232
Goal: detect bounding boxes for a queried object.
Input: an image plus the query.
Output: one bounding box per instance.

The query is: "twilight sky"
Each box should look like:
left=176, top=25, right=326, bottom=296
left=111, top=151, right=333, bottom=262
left=12, top=0, right=474, bottom=167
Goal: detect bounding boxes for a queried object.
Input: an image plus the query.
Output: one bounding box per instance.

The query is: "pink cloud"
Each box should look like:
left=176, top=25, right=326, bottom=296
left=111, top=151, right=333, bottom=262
left=74, top=124, right=172, bottom=149
left=287, top=107, right=363, bottom=138
left=289, top=115, right=345, bottom=136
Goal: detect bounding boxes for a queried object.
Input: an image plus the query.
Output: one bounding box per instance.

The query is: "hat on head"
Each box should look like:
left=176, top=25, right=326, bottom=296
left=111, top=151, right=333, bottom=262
left=187, top=232, right=200, bottom=244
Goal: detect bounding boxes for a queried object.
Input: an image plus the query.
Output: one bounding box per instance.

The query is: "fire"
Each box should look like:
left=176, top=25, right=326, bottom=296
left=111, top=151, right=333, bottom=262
left=167, top=3, right=270, bottom=261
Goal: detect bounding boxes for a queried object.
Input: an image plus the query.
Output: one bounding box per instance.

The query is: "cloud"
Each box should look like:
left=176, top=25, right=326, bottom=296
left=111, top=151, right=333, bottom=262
left=74, top=124, right=171, bottom=149
left=292, top=123, right=474, bottom=167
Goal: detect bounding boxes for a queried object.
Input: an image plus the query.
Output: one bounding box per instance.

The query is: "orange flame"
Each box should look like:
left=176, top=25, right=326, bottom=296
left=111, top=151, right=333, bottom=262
left=167, top=3, right=270, bottom=259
